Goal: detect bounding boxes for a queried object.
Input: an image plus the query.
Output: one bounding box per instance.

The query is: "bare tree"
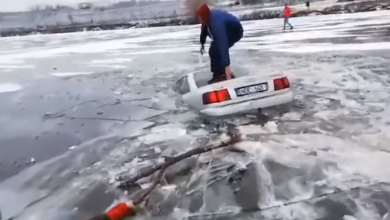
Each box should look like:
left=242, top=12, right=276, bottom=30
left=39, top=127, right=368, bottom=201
left=117, top=128, right=242, bottom=207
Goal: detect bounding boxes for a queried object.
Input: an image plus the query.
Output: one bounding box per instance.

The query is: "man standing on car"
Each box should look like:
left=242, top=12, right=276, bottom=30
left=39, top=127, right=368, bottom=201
left=197, top=4, right=243, bottom=84
left=283, top=3, right=294, bottom=30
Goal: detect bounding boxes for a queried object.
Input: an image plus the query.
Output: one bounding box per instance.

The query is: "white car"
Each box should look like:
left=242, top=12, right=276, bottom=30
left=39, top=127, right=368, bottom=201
left=174, top=67, right=294, bottom=117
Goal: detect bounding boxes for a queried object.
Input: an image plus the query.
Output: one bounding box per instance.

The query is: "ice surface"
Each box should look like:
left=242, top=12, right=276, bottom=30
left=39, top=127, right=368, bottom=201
left=50, top=72, right=94, bottom=77
left=89, top=58, right=132, bottom=64
left=239, top=10, right=390, bottom=53
left=0, top=188, right=49, bottom=219
left=1, top=9, right=390, bottom=220
left=138, top=123, right=188, bottom=145
left=269, top=42, right=390, bottom=53
left=0, top=64, right=35, bottom=69
left=0, top=82, right=23, bottom=93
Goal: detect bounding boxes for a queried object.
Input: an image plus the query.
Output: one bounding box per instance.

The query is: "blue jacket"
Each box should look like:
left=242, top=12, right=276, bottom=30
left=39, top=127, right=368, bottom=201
left=200, top=10, right=243, bottom=68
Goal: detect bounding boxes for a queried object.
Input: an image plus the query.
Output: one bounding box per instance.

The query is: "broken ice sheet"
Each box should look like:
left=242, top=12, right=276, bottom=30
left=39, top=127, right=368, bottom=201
left=43, top=112, right=65, bottom=119
left=161, top=184, right=177, bottom=191
left=279, top=112, right=303, bottom=121
left=237, top=122, right=278, bottom=135
left=140, top=182, right=152, bottom=189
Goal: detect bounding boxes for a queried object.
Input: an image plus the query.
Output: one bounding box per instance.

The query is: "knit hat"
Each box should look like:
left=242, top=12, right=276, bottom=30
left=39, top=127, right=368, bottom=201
left=196, top=4, right=211, bottom=23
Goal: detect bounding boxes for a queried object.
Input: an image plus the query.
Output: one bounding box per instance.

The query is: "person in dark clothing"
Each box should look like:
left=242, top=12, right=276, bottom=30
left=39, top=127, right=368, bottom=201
left=197, top=4, right=243, bottom=84
left=305, top=1, right=311, bottom=11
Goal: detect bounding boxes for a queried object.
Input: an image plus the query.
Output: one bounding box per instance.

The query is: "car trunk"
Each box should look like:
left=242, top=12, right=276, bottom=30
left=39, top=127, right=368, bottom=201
left=199, top=74, right=289, bottom=108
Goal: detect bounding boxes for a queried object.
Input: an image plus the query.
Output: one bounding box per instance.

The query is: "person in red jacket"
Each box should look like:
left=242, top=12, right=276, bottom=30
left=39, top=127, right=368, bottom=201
left=283, top=3, right=294, bottom=30
left=87, top=200, right=143, bottom=220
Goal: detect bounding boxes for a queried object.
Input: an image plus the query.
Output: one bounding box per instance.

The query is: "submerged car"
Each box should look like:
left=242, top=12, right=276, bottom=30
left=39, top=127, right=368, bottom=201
left=174, top=67, right=294, bottom=117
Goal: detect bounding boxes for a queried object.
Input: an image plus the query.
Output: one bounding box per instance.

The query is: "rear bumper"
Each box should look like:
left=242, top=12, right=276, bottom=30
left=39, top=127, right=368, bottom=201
left=200, top=91, right=294, bottom=117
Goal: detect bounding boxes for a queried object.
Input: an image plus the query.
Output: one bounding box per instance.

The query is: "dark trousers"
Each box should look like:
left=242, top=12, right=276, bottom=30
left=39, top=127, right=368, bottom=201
left=208, top=26, right=243, bottom=77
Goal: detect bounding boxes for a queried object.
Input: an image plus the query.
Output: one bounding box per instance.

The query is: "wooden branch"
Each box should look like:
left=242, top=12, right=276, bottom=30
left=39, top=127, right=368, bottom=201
left=118, top=129, right=241, bottom=190
left=133, top=165, right=167, bottom=205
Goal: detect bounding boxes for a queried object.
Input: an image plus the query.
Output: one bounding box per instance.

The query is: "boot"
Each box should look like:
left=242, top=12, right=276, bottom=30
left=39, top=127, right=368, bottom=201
left=208, top=73, right=224, bottom=84
left=208, top=73, right=235, bottom=84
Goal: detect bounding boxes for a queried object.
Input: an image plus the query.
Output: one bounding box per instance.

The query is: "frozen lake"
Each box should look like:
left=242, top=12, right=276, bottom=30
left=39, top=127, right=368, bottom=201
left=1, top=10, right=390, bottom=220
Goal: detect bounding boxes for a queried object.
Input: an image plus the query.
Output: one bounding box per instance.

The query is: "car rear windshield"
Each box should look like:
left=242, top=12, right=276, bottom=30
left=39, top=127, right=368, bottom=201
left=193, top=66, right=250, bottom=88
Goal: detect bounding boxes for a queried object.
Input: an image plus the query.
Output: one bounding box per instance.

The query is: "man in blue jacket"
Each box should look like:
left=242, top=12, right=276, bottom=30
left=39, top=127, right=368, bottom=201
left=197, top=4, right=244, bottom=84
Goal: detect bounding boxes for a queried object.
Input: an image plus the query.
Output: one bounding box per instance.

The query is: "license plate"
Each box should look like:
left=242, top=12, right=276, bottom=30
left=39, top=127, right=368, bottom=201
left=235, top=83, right=268, bottom=97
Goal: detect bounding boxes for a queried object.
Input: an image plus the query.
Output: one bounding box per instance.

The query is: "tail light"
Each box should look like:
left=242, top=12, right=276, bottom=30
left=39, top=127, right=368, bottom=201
left=274, top=77, right=290, bottom=91
left=202, top=89, right=231, bottom=105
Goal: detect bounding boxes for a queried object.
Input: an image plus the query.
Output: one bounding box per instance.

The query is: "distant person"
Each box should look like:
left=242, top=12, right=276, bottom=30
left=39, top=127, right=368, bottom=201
left=283, top=3, right=294, bottom=30
left=305, top=1, right=310, bottom=10
left=197, top=4, right=244, bottom=84
left=87, top=200, right=143, bottom=220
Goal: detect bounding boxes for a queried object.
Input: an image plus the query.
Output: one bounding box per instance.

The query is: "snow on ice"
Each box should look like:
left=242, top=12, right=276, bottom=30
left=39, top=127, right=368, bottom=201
left=0, top=83, right=23, bottom=93
left=50, top=72, right=94, bottom=77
